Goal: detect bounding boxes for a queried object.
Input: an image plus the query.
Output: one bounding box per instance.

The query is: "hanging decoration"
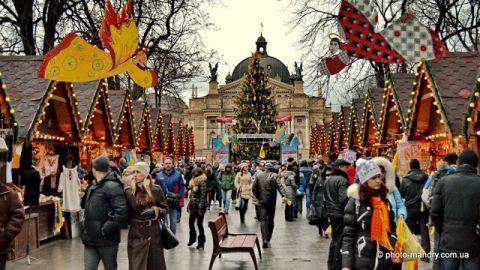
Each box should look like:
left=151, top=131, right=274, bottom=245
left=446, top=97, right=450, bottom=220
left=319, top=0, right=448, bottom=76
left=38, top=0, right=157, bottom=88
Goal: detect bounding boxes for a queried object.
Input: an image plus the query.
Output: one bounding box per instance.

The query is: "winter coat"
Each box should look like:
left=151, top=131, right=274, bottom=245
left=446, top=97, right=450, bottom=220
left=371, top=157, right=407, bottom=221
left=423, top=165, right=457, bottom=208
left=311, top=176, right=326, bottom=219
left=125, top=184, right=168, bottom=270
left=430, top=164, right=480, bottom=256
left=324, top=168, right=350, bottom=219
left=235, top=172, right=253, bottom=199
left=155, top=169, right=184, bottom=209
left=299, top=166, right=313, bottom=190
left=21, top=167, right=41, bottom=206
left=217, top=171, right=235, bottom=190
left=205, top=171, right=217, bottom=192
left=188, top=174, right=208, bottom=212
left=252, top=171, right=285, bottom=207
left=400, top=169, right=428, bottom=212
left=308, top=167, right=322, bottom=191
left=0, top=185, right=24, bottom=254
left=342, top=185, right=396, bottom=270
left=81, top=171, right=128, bottom=246
left=284, top=175, right=298, bottom=202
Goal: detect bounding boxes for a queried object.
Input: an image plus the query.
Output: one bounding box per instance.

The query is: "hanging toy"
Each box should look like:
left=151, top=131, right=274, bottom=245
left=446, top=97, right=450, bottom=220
left=318, top=33, right=351, bottom=76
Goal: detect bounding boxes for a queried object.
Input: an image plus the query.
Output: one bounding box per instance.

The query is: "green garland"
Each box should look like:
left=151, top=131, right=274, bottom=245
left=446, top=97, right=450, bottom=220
left=462, top=67, right=480, bottom=140
left=0, top=72, right=19, bottom=142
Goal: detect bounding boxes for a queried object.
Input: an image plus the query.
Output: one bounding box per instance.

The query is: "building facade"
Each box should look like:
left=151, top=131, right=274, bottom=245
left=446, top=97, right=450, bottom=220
left=184, top=35, right=332, bottom=161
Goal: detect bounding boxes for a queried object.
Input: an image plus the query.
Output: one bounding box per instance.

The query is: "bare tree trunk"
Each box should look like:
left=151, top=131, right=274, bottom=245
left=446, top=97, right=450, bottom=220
left=12, top=0, right=36, bottom=55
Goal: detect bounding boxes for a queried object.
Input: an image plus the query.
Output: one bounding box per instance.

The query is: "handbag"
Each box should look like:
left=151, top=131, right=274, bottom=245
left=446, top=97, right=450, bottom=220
left=307, top=205, right=320, bottom=225
left=159, top=219, right=179, bottom=249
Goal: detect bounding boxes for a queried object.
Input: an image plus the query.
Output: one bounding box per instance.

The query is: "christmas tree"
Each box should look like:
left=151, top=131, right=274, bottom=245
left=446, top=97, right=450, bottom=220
left=234, top=52, right=277, bottom=134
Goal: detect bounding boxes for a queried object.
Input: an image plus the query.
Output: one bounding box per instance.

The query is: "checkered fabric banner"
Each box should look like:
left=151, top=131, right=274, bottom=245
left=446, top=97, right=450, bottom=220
left=348, top=0, right=377, bottom=27
left=380, top=13, right=436, bottom=63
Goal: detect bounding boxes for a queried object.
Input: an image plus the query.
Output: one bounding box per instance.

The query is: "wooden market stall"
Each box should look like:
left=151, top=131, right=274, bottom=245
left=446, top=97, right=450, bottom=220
left=347, top=98, right=365, bottom=152
left=0, top=56, right=83, bottom=247
left=150, top=108, right=164, bottom=163
left=464, top=65, right=480, bottom=153
left=109, top=91, right=136, bottom=150
left=379, top=73, right=415, bottom=152
left=339, top=106, right=351, bottom=152
left=75, top=79, right=115, bottom=168
left=319, top=124, right=328, bottom=158
left=132, top=100, right=153, bottom=154
left=329, top=113, right=341, bottom=155
left=360, top=87, right=383, bottom=155
left=406, top=52, right=479, bottom=171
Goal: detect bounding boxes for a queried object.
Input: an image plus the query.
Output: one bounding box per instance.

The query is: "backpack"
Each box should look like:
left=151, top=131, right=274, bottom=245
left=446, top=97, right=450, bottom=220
left=422, top=170, right=448, bottom=209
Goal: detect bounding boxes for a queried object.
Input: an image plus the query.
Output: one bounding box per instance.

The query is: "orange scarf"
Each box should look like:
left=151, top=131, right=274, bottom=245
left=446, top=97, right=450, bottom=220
left=371, top=197, right=393, bottom=250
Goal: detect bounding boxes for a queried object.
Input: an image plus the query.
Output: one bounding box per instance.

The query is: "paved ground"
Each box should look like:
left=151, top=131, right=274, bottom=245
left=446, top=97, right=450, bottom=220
left=7, top=198, right=431, bottom=270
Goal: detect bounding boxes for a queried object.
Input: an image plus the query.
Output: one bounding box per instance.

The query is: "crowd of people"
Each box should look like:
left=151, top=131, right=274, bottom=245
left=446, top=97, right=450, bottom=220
left=1, top=149, right=479, bottom=270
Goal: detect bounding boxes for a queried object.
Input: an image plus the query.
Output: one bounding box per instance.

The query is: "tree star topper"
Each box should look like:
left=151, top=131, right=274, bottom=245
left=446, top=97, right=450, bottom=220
left=38, top=0, right=158, bottom=88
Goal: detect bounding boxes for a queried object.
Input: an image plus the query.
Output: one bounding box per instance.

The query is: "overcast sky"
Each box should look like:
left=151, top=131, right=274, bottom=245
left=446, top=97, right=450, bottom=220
left=183, top=0, right=309, bottom=100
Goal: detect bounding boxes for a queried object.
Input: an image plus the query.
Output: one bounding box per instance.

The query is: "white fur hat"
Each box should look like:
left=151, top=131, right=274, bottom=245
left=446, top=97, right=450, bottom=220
left=357, top=160, right=381, bottom=184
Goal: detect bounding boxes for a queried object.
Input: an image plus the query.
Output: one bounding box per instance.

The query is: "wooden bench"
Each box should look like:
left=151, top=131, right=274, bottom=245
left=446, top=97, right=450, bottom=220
left=208, top=213, right=262, bottom=270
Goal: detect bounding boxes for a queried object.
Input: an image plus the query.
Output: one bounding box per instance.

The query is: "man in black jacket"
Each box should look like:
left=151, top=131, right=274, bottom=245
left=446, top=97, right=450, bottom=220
left=400, top=159, right=430, bottom=257
left=324, top=159, right=350, bottom=270
left=81, top=156, right=127, bottom=270
left=252, top=163, right=286, bottom=248
left=431, top=150, right=480, bottom=269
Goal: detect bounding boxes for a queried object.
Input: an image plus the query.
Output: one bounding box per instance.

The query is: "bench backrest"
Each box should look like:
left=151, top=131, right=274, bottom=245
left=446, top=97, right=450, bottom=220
left=208, top=213, right=229, bottom=245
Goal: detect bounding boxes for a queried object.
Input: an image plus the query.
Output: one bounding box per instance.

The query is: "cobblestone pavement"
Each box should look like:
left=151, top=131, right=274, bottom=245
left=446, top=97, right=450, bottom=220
left=7, top=198, right=431, bottom=270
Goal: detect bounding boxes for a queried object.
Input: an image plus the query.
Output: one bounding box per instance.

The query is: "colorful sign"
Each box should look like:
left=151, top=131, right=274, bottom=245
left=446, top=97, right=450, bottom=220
left=396, top=141, right=430, bottom=177
left=281, top=136, right=299, bottom=163
left=212, top=138, right=229, bottom=165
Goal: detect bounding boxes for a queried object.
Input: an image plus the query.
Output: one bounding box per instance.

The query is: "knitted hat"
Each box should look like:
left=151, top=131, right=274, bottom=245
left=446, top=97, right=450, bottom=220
left=355, top=158, right=366, bottom=168
left=92, top=156, right=110, bottom=173
left=134, top=162, right=150, bottom=176
left=333, top=159, right=350, bottom=167
left=443, top=153, right=458, bottom=165
left=357, top=160, right=381, bottom=184
left=459, top=149, right=478, bottom=167
left=265, top=163, right=275, bottom=170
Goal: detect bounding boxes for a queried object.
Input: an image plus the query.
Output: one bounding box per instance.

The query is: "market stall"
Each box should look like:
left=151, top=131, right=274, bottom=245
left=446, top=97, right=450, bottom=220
left=339, top=106, right=350, bottom=152
left=347, top=98, right=364, bottom=152
left=132, top=100, right=153, bottom=155
left=405, top=52, right=478, bottom=173
left=0, top=56, right=82, bottom=245
left=150, top=108, right=164, bottom=164
left=360, top=87, right=383, bottom=155
left=464, top=65, right=480, bottom=154
left=329, top=113, right=340, bottom=154
left=109, top=91, right=137, bottom=162
left=379, top=73, right=415, bottom=150
left=75, top=79, right=115, bottom=168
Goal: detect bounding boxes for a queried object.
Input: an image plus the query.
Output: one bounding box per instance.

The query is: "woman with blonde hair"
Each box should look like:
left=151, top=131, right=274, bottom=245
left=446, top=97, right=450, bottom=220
left=234, top=163, right=253, bottom=223
left=125, top=162, right=168, bottom=270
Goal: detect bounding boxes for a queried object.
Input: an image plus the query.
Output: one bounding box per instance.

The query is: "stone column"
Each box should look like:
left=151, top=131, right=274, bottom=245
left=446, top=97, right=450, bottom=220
left=305, top=116, right=309, bottom=148
left=203, top=118, right=207, bottom=147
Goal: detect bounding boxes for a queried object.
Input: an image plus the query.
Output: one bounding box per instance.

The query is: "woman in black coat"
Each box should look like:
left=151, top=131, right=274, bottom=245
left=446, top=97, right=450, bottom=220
left=342, top=161, right=396, bottom=270
left=187, top=167, right=208, bottom=249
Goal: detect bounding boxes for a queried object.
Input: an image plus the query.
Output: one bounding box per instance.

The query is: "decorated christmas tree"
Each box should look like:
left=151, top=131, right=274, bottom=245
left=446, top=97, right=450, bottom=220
left=234, top=52, right=277, bottom=134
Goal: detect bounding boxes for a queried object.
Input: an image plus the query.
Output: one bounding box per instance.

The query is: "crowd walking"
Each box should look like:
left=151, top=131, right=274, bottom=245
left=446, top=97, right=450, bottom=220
left=3, top=152, right=480, bottom=270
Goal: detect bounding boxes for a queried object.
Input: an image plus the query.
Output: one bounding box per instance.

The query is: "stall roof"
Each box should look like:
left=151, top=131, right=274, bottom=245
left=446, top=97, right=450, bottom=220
left=390, top=73, right=415, bottom=124
left=427, top=52, right=479, bottom=136
left=74, top=80, right=101, bottom=124
left=0, top=56, right=50, bottom=138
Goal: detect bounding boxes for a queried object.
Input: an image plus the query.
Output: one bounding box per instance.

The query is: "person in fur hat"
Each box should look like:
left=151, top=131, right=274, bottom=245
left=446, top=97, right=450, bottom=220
left=341, top=160, right=396, bottom=270
left=187, top=167, right=208, bottom=249
left=125, top=162, right=168, bottom=270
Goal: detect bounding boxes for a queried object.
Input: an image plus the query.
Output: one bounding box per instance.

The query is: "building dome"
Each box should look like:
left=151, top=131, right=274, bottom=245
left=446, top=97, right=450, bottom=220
left=230, top=35, right=291, bottom=84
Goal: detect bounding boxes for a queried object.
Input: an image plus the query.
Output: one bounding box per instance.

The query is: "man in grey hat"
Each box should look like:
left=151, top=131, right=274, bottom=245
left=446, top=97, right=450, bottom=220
left=81, top=156, right=127, bottom=270
left=252, top=163, right=287, bottom=248
left=324, top=159, right=350, bottom=270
